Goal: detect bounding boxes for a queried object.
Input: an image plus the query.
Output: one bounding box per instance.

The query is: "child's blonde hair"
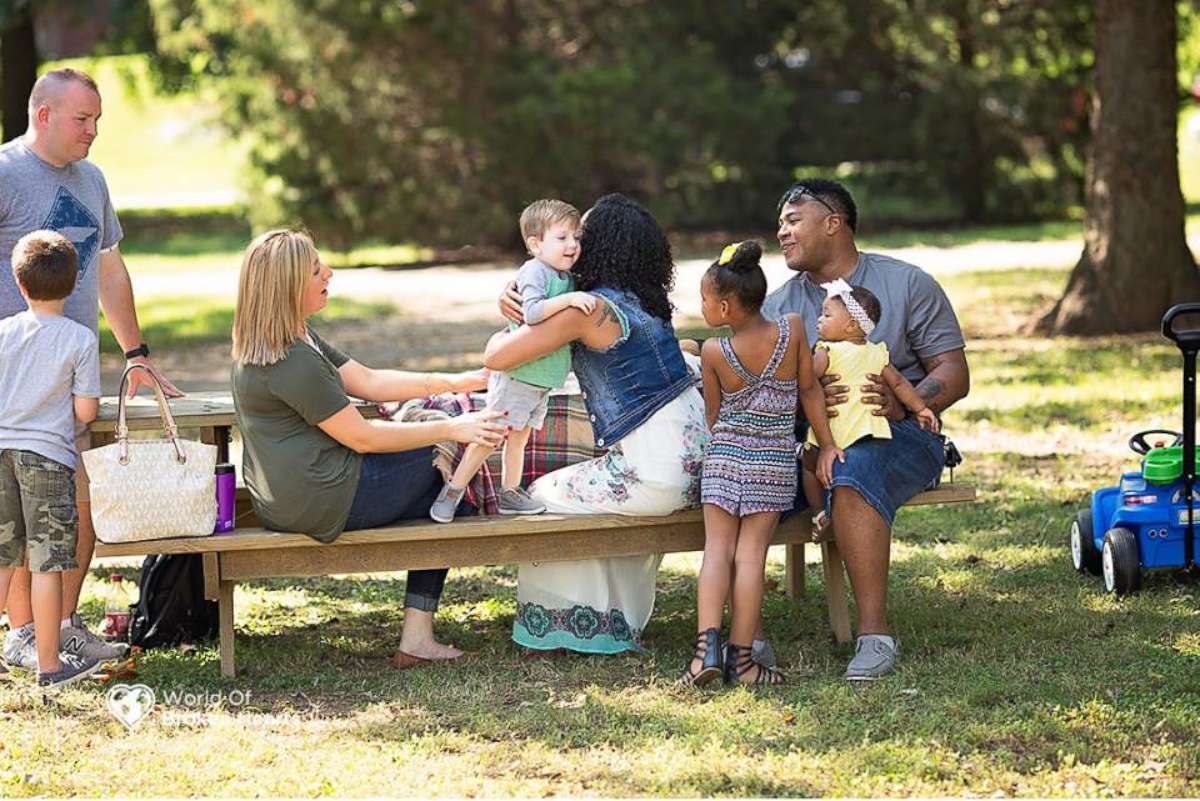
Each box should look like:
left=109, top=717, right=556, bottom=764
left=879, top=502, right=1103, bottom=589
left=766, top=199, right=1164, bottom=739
left=519, top=199, right=580, bottom=242
left=231, top=229, right=317, bottom=367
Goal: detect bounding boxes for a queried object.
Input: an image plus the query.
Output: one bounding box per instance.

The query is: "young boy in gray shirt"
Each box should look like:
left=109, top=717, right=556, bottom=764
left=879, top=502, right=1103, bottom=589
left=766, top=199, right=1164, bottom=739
left=0, top=231, right=102, bottom=688
left=430, top=199, right=594, bottom=522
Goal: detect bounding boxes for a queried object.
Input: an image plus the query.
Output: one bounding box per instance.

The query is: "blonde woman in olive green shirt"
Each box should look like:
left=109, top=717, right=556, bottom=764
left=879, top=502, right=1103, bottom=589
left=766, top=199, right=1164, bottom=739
left=231, top=229, right=506, bottom=667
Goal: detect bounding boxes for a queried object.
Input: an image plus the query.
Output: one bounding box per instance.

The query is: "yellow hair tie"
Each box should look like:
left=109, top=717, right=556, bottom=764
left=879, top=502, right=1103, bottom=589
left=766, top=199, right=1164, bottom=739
left=718, top=242, right=741, bottom=266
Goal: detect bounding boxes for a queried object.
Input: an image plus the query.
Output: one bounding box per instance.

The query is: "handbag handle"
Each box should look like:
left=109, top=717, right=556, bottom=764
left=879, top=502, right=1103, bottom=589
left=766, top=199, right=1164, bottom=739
left=115, top=364, right=185, bottom=465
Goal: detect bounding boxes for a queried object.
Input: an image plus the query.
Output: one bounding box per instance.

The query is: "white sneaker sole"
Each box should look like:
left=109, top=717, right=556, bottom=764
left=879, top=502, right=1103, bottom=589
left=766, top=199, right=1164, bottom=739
left=429, top=509, right=456, bottom=523
left=498, top=506, right=547, bottom=515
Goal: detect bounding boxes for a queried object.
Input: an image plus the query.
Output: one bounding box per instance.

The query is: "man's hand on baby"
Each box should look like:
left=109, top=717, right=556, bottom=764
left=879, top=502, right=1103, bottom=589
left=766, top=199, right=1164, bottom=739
left=448, top=409, right=509, bottom=448
left=816, top=444, right=845, bottom=487
left=566, top=292, right=596, bottom=314
left=819, top=372, right=848, bottom=418
left=499, top=280, right=524, bottom=325
left=862, top=373, right=906, bottom=422
left=915, top=407, right=941, bottom=433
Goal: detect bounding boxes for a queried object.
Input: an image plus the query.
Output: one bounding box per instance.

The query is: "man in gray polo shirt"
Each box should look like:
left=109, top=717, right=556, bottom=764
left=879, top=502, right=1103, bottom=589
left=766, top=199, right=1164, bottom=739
left=763, top=178, right=970, bottom=680
left=0, top=68, right=180, bottom=669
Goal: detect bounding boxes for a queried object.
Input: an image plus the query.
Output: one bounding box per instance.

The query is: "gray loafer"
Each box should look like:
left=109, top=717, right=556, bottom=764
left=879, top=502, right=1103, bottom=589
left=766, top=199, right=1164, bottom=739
left=845, top=634, right=899, bottom=681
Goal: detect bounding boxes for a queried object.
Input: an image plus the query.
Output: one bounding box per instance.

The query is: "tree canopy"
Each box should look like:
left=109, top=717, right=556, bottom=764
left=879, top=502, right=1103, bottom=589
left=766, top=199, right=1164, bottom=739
left=147, top=0, right=1103, bottom=246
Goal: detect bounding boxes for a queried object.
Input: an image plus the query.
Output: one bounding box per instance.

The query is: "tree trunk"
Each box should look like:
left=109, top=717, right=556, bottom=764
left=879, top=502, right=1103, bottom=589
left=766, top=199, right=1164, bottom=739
left=1032, top=0, right=1198, bottom=335
left=1, top=7, right=38, bottom=143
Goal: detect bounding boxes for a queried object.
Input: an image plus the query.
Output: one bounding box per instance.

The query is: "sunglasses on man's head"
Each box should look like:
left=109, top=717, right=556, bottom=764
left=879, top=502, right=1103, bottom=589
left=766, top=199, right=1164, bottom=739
left=784, top=187, right=840, bottom=217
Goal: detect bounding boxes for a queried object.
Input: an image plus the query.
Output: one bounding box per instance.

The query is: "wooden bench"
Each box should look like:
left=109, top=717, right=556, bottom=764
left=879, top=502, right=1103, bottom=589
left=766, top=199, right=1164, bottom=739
left=94, top=485, right=974, bottom=677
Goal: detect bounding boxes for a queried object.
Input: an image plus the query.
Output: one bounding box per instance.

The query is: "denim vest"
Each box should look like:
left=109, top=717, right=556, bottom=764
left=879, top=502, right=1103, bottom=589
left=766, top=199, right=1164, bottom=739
left=571, top=287, right=693, bottom=448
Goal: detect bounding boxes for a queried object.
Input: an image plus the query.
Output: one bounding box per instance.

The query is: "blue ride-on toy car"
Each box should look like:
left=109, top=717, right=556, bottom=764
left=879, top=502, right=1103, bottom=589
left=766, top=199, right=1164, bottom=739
left=1070, top=303, right=1200, bottom=595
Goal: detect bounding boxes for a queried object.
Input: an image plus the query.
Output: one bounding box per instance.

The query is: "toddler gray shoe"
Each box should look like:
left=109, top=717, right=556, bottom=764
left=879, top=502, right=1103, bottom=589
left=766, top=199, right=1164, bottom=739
left=845, top=634, right=899, bottom=681
left=497, top=488, right=547, bottom=515
left=430, top=484, right=466, bottom=523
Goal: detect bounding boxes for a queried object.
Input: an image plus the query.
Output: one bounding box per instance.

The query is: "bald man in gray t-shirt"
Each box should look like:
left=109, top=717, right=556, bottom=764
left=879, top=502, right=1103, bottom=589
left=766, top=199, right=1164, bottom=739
left=766, top=179, right=970, bottom=681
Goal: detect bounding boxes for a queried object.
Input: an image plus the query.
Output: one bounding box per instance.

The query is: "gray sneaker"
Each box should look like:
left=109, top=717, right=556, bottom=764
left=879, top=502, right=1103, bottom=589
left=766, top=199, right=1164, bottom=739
left=497, top=488, right=547, bottom=516
left=37, top=651, right=101, bottom=689
left=60, top=614, right=128, bottom=661
left=429, top=484, right=465, bottom=524
left=3, top=624, right=37, bottom=671
left=845, top=634, right=899, bottom=681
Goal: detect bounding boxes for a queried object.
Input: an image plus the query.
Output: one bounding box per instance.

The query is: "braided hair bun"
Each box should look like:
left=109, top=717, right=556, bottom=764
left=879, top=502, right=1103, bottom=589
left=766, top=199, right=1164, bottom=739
left=705, top=240, right=767, bottom=311
left=725, top=241, right=763, bottom=274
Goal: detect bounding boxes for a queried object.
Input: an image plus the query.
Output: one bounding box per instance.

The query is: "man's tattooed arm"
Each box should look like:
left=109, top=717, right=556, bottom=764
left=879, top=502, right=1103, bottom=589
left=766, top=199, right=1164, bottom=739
left=915, top=349, right=969, bottom=415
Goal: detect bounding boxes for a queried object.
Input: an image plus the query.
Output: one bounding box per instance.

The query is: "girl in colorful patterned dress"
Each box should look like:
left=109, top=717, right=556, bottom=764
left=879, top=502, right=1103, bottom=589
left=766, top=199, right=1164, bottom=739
left=683, top=241, right=841, bottom=686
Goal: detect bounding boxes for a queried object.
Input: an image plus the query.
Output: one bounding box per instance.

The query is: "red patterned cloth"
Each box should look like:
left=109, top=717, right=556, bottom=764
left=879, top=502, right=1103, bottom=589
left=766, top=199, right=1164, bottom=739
left=415, top=390, right=602, bottom=515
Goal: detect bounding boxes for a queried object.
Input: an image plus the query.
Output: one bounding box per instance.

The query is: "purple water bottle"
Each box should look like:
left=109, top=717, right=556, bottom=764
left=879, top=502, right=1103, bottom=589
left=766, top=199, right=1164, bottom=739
left=215, top=463, right=236, bottom=533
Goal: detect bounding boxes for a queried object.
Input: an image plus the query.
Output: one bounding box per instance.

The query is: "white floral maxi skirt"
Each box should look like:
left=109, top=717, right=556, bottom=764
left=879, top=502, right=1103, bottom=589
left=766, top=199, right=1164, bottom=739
left=512, top=388, right=709, bottom=653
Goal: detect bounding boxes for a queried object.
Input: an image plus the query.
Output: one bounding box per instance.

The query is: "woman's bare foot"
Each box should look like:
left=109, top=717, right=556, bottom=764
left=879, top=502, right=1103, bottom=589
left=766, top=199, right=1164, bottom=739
left=398, top=637, right=463, bottom=661
left=399, top=608, right=462, bottom=660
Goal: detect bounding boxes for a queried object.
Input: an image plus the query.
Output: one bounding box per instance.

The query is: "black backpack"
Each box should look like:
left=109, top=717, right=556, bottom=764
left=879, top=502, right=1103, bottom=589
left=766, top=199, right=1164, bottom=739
left=127, top=555, right=219, bottom=648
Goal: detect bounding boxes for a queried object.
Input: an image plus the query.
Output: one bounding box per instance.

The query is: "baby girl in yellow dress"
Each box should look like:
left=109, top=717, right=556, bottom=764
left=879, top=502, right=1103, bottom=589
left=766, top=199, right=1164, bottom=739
left=802, top=279, right=940, bottom=532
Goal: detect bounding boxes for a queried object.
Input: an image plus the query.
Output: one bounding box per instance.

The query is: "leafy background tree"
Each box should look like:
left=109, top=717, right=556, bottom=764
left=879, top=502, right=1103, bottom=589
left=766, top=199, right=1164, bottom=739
left=146, top=0, right=1100, bottom=246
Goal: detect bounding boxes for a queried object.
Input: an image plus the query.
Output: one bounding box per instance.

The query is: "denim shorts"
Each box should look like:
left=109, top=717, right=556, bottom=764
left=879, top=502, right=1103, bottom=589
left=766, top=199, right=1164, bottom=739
left=795, top=417, right=945, bottom=527
left=0, top=449, right=79, bottom=572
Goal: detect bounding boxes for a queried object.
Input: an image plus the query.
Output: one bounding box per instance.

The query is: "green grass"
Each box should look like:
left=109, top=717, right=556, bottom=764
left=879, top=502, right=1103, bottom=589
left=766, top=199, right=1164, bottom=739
left=97, top=296, right=394, bottom=354
left=8, top=449, right=1198, bottom=796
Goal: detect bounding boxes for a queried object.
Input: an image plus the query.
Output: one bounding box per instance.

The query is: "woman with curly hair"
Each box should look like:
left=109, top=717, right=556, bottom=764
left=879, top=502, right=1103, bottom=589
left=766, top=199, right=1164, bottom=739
left=486, top=194, right=708, bottom=655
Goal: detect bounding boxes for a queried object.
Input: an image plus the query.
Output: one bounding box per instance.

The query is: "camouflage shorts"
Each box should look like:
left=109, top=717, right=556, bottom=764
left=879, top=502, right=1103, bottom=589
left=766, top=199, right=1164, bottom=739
left=0, top=449, right=79, bottom=572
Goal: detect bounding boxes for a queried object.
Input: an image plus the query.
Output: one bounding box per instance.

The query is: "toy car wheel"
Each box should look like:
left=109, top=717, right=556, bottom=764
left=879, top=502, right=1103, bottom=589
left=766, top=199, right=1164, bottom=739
left=1071, top=509, right=1102, bottom=575
left=1102, top=527, right=1141, bottom=595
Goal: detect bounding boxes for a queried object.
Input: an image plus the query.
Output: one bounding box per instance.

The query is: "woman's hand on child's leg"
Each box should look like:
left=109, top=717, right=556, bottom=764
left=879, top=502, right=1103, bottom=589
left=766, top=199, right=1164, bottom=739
left=816, top=445, right=845, bottom=487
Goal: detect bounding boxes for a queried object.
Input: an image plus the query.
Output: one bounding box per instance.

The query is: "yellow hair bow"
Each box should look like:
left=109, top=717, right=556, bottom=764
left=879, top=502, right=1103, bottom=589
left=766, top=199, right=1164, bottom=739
left=718, top=242, right=741, bottom=266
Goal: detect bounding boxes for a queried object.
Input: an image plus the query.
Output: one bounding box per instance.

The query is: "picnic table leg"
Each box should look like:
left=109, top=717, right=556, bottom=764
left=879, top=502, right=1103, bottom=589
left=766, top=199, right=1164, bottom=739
left=821, top=539, right=853, bottom=644
left=785, top=541, right=806, bottom=598
left=218, top=578, right=236, bottom=677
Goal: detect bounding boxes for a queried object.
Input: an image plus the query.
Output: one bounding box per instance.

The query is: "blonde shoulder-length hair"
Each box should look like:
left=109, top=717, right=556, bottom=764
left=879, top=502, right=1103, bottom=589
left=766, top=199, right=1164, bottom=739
left=231, top=229, right=318, bottom=367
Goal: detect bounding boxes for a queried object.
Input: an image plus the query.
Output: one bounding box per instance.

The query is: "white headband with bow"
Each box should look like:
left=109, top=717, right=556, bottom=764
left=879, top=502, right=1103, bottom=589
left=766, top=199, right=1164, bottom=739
left=821, top=278, right=875, bottom=335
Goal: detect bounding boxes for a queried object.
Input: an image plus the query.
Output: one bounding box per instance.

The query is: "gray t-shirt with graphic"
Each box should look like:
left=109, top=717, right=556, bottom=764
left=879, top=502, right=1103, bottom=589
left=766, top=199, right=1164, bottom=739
left=0, top=311, right=101, bottom=469
left=762, top=251, right=965, bottom=383
left=0, top=139, right=123, bottom=334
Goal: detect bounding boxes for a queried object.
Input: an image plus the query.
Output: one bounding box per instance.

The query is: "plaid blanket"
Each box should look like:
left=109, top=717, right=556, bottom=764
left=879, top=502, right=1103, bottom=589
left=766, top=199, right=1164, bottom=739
left=402, top=389, right=603, bottom=516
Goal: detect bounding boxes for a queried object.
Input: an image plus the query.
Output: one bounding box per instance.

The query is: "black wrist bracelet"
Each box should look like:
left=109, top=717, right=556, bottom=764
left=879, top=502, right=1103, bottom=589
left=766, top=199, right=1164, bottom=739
left=124, top=343, right=150, bottom=359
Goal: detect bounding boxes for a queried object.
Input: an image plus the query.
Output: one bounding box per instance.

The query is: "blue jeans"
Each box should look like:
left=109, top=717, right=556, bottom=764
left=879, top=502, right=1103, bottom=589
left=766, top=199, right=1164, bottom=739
left=792, top=417, right=945, bottom=527
left=344, top=447, right=448, bottom=611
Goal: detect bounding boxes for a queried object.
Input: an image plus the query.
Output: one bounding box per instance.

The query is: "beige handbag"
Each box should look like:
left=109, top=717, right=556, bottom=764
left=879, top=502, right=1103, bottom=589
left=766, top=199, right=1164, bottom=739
left=83, top=365, right=217, bottom=543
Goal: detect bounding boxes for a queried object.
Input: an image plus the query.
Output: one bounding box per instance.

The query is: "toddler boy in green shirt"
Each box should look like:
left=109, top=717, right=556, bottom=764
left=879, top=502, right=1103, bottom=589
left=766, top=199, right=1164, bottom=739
left=430, top=199, right=594, bottom=522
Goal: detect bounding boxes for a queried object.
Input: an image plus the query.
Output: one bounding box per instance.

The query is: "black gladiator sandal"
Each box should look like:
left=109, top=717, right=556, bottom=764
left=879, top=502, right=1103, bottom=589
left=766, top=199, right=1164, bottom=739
left=679, top=628, right=723, bottom=687
left=723, top=642, right=786, bottom=686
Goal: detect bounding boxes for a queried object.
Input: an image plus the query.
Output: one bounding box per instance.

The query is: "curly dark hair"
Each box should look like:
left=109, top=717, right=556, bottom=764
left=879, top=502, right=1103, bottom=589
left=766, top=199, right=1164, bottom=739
left=572, top=193, right=674, bottom=321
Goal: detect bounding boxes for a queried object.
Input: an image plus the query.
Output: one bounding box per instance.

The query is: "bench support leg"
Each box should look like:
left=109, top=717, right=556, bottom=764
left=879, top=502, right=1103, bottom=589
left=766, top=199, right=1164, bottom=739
left=785, top=542, right=805, bottom=598
left=821, top=539, right=852, bottom=644
left=218, top=579, right=236, bottom=677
